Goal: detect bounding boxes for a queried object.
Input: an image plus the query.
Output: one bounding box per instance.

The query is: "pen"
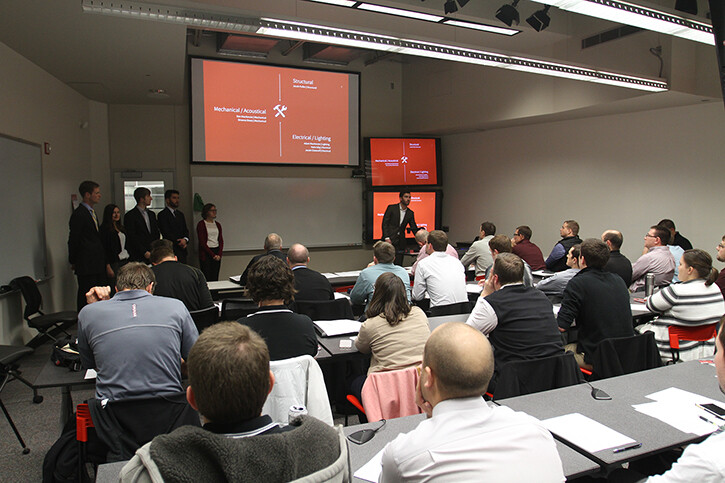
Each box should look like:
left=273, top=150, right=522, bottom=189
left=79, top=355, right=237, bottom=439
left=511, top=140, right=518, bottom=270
left=612, top=443, right=641, bottom=453
left=699, top=415, right=718, bottom=426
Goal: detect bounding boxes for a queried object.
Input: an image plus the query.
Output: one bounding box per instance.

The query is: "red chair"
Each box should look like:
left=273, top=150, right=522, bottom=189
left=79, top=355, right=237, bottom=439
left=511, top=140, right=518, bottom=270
left=668, top=324, right=718, bottom=363
left=76, top=403, right=95, bottom=482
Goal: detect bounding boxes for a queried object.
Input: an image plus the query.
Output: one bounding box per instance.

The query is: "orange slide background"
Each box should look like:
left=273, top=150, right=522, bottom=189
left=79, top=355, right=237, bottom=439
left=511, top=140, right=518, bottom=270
left=370, top=138, right=437, bottom=186
left=202, top=60, right=349, bottom=164
left=373, top=192, right=437, bottom=240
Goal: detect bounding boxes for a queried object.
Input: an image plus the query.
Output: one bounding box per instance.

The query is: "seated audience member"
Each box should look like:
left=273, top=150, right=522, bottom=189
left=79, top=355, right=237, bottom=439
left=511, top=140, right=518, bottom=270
left=658, top=218, right=693, bottom=251
left=511, top=225, right=546, bottom=270
left=484, top=235, right=534, bottom=287
left=460, top=221, right=495, bottom=279
left=665, top=239, right=685, bottom=283
left=379, top=322, right=565, bottom=482
left=350, top=241, right=410, bottom=308
left=558, top=239, right=633, bottom=369
left=150, top=240, right=214, bottom=312
left=77, top=263, right=199, bottom=401
left=715, top=236, right=725, bottom=298
left=601, top=229, right=632, bottom=286
left=120, top=322, right=345, bottom=482
left=287, top=243, right=334, bottom=301
left=353, top=272, right=430, bottom=397
left=630, top=225, right=676, bottom=291
left=240, top=256, right=317, bottom=360
left=467, top=253, right=564, bottom=375
left=535, top=244, right=581, bottom=300
left=637, top=249, right=725, bottom=362
left=412, top=230, right=468, bottom=313
left=545, top=220, right=582, bottom=272
left=411, top=229, right=459, bottom=277
left=240, top=233, right=285, bottom=287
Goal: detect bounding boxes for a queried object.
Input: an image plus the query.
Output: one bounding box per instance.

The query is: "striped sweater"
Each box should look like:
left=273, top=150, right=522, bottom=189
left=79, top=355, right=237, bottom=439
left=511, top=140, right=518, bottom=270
left=638, top=279, right=725, bottom=362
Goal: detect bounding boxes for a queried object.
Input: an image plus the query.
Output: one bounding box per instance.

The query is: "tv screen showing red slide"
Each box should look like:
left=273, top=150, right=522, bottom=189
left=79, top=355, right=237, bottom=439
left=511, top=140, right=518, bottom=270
left=369, top=191, right=440, bottom=241
left=191, top=58, right=359, bottom=166
left=366, top=138, right=441, bottom=187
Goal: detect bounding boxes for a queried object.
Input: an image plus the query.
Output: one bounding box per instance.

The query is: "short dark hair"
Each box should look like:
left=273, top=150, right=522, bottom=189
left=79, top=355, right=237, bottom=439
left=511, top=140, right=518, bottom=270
left=150, top=239, right=174, bottom=264
left=569, top=243, right=581, bottom=260
left=365, top=272, right=411, bottom=325
left=399, top=191, right=410, bottom=198
left=188, top=322, right=270, bottom=423
left=516, top=226, right=532, bottom=240
left=481, top=222, right=496, bottom=236
left=427, top=230, right=448, bottom=252
left=492, top=253, right=524, bottom=286
left=682, top=249, right=718, bottom=286
left=564, top=220, right=580, bottom=236
left=373, top=241, right=395, bottom=264
left=658, top=219, right=675, bottom=231
left=602, top=230, right=623, bottom=250
left=116, top=262, right=155, bottom=291
left=247, top=256, right=296, bottom=304
left=580, top=238, right=610, bottom=269
left=651, top=225, right=671, bottom=245
left=78, top=180, right=99, bottom=197
left=133, top=187, right=151, bottom=203
left=201, top=203, right=216, bottom=220
left=164, top=189, right=179, bottom=199
left=488, top=235, right=512, bottom=254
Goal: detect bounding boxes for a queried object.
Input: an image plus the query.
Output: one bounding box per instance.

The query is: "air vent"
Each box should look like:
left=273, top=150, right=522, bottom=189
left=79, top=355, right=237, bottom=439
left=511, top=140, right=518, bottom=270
left=582, top=25, right=642, bottom=49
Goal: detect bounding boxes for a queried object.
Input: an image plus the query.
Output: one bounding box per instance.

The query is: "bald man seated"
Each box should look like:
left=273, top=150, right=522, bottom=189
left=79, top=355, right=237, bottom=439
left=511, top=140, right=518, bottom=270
left=379, top=322, right=565, bottom=482
left=287, top=243, right=334, bottom=301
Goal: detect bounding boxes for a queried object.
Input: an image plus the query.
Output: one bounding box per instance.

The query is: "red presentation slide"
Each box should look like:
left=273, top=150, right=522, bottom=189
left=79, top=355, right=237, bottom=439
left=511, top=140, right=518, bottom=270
left=370, top=139, right=438, bottom=186
left=373, top=192, right=437, bottom=240
left=201, top=60, right=349, bottom=164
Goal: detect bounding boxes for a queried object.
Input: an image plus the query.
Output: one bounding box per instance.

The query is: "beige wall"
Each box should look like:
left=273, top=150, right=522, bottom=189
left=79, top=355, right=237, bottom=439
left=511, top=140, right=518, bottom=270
left=442, top=101, right=725, bottom=269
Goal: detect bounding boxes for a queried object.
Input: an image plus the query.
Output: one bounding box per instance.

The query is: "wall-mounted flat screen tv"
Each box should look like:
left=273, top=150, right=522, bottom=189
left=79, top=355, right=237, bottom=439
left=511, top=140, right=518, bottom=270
left=364, top=137, right=441, bottom=187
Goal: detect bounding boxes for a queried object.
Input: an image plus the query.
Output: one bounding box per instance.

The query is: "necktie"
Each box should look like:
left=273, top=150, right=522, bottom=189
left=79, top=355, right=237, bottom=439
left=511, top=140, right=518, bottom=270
left=91, top=209, right=98, bottom=230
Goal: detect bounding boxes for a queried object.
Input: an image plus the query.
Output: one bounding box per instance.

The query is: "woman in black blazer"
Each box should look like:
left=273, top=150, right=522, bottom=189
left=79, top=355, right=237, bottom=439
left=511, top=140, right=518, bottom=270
left=100, top=204, right=130, bottom=288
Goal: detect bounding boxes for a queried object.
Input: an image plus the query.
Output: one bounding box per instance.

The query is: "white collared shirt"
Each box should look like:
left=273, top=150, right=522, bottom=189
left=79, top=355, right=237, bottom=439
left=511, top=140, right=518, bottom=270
left=412, top=252, right=468, bottom=307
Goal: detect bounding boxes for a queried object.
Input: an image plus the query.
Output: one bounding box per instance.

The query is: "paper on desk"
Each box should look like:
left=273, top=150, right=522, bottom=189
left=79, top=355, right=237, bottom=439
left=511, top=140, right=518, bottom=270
left=229, top=275, right=241, bottom=283
left=633, top=401, right=715, bottom=436
left=466, top=283, right=483, bottom=294
left=646, top=387, right=723, bottom=407
left=313, top=319, right=361, bottom=337
left=542, top=413, right=636, bottom=453
left=85, top=369, right=97, bottom=380
left=334, top=292, right=350, bottom=300
left=354, top=448, right=385, bottom=482
left=333, top=270, right=362, bottom=278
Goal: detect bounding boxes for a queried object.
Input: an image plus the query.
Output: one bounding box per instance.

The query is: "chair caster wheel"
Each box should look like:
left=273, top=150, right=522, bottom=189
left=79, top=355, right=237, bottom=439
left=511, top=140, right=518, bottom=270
left=22, top=448, right=30, bottom=455
left=33, top=395, right=43, bottom=404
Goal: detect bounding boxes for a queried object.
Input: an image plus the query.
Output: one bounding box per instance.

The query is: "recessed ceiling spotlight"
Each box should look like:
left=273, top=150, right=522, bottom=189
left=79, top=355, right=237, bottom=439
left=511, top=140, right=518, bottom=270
left=147, top=89, right=169, bottom=99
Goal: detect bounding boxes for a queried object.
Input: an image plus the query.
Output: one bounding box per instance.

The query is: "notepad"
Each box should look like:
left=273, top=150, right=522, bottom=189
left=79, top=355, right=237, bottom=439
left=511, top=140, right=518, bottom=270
left=542, top=413, right=636, bottom=453
left=313, top=319, right=362, bottom=337
left=354, top=448, right=385, bottom=482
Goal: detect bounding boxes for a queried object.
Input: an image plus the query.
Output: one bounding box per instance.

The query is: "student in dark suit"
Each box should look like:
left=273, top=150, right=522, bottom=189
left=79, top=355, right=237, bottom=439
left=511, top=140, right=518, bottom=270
left=124, top=186, right=160, bottom=263
left=157, top=189, right=189, bottom=264
left=68, top=180, right=108, bottom=311
left=382, top=191, right=420, bottom=265
left=287, top=243, right=334, bottom=301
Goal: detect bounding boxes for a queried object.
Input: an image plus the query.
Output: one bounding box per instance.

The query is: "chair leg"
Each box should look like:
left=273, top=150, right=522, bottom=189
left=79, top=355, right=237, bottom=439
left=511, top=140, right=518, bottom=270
left=8, top=368, right=43, bottom=403
left=0, top=398, right=30, bottom=454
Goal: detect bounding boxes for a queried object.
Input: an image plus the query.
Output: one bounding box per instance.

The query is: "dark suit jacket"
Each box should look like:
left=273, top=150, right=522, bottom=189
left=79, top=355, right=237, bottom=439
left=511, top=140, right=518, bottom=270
left=157, top=207, right=189, bottom=261
left=381, top=203, right=418, bottom=248
left=151, top=260, right=214, bottom=312
left=68, top=204, right=106, bottom=276
left=124, top=206, right=160, bottom=262
left=292, top=267, right=334, bottom=301
left=101, top=227, right=125, bottom=265
left=240, top=249, right=286, bottom=287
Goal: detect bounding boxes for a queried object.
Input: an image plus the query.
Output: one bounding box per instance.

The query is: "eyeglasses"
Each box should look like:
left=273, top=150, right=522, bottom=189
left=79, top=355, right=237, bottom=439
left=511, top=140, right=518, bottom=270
left=644, top=234, right=657, bottom=238
left=718, top=244, right=725, bottom=250
left=513, top=233, right=521, bottom=237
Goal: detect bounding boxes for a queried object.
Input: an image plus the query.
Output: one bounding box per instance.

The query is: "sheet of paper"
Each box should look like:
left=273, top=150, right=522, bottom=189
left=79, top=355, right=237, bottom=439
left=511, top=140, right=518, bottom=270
left=313, top=319, right=362, bottom=337
left=84, top=369, right=97, bottom=380
left=542, top=413, right=636, bottom=453
left=334, top=292, right=350, bottom=300
left=354, top=448, right=385, bottom=482
left=321, top=272, right=337, bottom=279
left=646, top=387, right=723, bottom=407
left=332, top=270, right=362, bottom=277
left=633, top=401, right=716, bottom=436
left=229, top=274, right=241, bottom=282
left=532, top=270, right=555, bottom=277
left=466, top=283, right=482, bottom=294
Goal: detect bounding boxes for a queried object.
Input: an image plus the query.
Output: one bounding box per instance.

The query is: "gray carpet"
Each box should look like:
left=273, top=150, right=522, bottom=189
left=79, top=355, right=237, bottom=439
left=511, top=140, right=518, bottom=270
left=1, top=341, right=360, bottom=482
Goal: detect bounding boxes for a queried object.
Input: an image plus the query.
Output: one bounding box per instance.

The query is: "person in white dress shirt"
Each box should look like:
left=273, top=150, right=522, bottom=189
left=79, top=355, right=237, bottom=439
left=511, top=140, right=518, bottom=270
left=412, top=230, right=468, bottom=313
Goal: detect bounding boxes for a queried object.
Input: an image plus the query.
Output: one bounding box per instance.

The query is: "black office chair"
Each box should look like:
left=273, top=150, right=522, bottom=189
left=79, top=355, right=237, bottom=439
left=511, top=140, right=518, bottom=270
left=220, top=298, right=258, bottom=320
left=429, top=301, right=472, bottom=317
left=10, top=276, right=77, bottom=346
left=189, top=305, right=219, bottom=333
left=1, top=345, right=43, bottom=454
left=295, top=298, right=354, bottom=321
left=492, top=352, right=584, bottom=400
left=587, top=331, right=663, bottom=380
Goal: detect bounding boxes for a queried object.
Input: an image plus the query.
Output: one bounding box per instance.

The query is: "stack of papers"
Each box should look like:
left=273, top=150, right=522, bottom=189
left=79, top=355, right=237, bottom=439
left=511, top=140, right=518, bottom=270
left=542, top=413, right=637, bottom=453
left=313, top=319, right=362, bottom=337
left=632, top=387, right=725, bottom=436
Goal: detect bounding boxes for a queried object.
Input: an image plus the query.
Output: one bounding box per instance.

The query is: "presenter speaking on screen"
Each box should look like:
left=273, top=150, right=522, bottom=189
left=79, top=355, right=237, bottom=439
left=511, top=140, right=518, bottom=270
left=382, top=191, right=420, bottom=266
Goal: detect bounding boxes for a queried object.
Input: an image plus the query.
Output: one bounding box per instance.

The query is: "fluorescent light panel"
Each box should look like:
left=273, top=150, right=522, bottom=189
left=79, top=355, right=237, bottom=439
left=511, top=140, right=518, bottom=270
left=356, top=3, right=444, bottom=22
left=528, top=0, right=714, bottom=45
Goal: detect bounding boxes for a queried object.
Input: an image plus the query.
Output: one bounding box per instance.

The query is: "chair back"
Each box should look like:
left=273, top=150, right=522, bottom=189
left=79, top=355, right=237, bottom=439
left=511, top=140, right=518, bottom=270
left=189, top=305, right=219, bottom=333
left=590, top=331, right=663, bottom=378
left=263, top=355, right=333, bottom=426
left=295, top=298, right=354, bottom=321
left=429, top=301, right=471, bottom=317
left=492, top=352, right=583, bottom=400
left=361, top=366, right=422, bottom=422
left=9, top=276, right=43, bottom=318
left=220, top=298, right=258, bottom=320
left=668, top=324, right=718, bottom=362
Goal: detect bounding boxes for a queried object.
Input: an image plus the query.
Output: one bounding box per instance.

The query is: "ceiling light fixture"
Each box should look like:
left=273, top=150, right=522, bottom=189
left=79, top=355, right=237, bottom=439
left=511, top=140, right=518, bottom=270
left=496, top=0, right=521, bottom=27
left=527, top=0, right=714, bottom=45
left=527, top=5, right=551, bottom=31
left=457, top=0, right=471, bottom=7
left=356, top=3, right=444, bottom=22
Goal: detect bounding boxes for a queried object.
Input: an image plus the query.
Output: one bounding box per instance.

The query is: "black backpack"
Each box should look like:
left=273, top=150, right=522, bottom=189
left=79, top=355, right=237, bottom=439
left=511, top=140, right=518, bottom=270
left=50, top=338, right=82, bottom=372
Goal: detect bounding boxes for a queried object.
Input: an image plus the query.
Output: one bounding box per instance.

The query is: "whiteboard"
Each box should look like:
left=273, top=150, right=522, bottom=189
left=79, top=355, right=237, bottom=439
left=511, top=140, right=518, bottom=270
left=0, top=135, right=47, bottom=283
left=192, top=176, right=364, bottom=251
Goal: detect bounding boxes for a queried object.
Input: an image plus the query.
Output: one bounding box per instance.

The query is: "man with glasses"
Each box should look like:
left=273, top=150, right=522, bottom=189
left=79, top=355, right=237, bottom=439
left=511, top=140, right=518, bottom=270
left=629, top=225, right=675, bottom=292
left=512, top=225, right=546, bottom=270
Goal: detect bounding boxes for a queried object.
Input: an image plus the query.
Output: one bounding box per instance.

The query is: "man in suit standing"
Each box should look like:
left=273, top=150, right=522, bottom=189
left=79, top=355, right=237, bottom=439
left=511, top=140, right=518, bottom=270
left=68, top=180, right=108, bottom=311
left=157, top=189, right=189, bottom=264
left=287, top=243, right=334, bottom=301
left=382, top=191, right=420, bottom=265
left=124, top=186, right=160, bottom=263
